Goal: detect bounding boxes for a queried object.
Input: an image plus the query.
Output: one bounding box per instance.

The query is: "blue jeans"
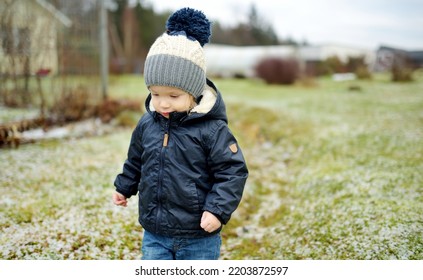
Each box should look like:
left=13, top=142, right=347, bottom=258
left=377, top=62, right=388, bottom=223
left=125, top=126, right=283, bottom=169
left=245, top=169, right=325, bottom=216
left=141, top=230, right=221, bottom=260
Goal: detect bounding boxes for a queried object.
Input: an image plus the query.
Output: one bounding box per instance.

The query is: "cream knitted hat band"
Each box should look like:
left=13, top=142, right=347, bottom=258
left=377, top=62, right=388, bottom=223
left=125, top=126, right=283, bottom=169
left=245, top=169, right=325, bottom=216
left=145, top=34, right=206, bottom=69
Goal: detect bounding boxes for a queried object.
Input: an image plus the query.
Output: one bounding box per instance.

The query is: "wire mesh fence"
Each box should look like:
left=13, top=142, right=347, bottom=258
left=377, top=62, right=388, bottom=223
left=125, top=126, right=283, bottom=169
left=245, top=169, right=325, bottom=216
left=0, top=0, right=103, bottom=121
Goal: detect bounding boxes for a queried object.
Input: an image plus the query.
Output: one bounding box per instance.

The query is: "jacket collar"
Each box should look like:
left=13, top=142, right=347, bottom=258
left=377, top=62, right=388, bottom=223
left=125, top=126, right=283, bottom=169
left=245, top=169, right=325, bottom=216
left=145, top=78, right=227, bottom=125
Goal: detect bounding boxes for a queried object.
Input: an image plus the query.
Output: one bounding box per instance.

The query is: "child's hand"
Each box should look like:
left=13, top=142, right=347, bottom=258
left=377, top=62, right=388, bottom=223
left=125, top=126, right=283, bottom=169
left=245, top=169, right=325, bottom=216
left=200, top=211, right=222, bottom=233
left=112, top=192, right=128, bottom=207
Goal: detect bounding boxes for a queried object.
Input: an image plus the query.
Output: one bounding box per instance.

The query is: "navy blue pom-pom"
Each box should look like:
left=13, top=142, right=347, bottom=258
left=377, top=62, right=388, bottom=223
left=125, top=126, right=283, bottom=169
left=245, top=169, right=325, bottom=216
left=166, top=7, right=211, bottom=47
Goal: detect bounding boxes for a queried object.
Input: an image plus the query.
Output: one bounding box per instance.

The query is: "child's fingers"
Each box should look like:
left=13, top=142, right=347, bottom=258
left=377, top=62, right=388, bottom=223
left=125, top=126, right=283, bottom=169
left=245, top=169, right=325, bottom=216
left=115, top=200, right=127, bottom=207
left=200, top=213, right=221, bottom=232
left=112, top=193, right=127, bottom=207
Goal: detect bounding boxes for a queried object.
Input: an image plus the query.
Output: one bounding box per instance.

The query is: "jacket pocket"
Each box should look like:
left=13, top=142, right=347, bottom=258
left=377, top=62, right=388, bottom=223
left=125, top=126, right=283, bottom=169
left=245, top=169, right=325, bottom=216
left=168, top=181, right=201, bottom=215
left=138, top=181, right=157, bottom=218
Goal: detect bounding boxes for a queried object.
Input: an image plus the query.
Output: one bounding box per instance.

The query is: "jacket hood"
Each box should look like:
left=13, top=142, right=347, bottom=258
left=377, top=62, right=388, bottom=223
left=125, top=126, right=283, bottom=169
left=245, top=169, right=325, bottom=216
left=145, top=79, right=228, bottom=124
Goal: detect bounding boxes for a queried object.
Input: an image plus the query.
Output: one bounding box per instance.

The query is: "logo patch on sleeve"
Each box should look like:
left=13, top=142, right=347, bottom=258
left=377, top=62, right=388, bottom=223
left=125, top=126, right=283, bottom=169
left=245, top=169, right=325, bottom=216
left=229, top=143, right=238, bottom=153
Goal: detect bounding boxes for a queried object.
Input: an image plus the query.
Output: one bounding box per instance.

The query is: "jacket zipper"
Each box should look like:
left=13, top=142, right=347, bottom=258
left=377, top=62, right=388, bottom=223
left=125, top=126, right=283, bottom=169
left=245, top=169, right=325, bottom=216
left=156, top=121, right=169, bottom=232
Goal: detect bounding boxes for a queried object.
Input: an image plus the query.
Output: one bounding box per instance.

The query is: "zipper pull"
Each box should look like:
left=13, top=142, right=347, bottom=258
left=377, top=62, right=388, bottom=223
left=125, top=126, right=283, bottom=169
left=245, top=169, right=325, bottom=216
left=163, top=133, right=169, bottom=147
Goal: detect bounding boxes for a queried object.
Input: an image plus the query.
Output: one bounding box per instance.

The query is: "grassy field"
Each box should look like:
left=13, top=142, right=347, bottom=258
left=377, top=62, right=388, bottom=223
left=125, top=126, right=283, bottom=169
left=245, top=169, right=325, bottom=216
left=1, top=73, right=422, bottom=259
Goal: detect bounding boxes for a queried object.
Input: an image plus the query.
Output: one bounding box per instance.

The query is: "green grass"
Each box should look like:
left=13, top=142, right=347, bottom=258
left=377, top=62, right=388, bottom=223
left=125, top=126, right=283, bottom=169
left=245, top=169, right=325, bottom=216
left=1, top=73, right=422, bottom=259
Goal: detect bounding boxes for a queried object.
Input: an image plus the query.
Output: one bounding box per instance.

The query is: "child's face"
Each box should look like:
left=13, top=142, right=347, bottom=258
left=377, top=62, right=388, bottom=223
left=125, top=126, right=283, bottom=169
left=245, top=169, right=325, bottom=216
left=150, top=85, right=195, bottom=118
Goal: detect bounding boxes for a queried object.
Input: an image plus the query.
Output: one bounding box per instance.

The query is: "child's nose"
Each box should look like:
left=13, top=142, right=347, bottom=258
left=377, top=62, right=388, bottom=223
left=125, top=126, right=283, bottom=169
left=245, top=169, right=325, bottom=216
left=159, top=99, right=170, bottom=108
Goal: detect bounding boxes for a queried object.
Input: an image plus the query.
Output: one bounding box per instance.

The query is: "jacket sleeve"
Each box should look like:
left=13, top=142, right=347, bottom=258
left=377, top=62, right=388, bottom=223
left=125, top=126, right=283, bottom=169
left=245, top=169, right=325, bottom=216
left=114, top=121, right=143, bottom=198
left=203, top=121, right=249, bottom=224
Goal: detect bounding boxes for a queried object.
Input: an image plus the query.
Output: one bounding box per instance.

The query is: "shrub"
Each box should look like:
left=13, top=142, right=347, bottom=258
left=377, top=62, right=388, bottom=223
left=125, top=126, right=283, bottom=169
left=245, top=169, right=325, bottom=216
left=392, top=66, right=414, bottom=82
left=347, top=56, right=372, bottom=80
left=355, top=66, right=372, bottom=79
left=314, top=55, right=372, bottom=79
left=315, top=55, right=346, bottom=76
left=391, top=52, right=415, bottom=82
left=49, top=86, right=96, bottom=124
left=254, top=57, right=300, bottom=85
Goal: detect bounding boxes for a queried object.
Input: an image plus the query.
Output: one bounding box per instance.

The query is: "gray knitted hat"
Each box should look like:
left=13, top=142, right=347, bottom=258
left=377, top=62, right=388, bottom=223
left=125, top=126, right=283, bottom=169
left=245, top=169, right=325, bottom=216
left=144, top=8, right=211, bottom=98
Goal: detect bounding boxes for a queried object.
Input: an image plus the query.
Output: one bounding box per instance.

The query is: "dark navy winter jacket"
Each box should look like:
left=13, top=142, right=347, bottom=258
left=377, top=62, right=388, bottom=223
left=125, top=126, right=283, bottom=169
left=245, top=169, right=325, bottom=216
left=114, top=79, right=248, bottom=238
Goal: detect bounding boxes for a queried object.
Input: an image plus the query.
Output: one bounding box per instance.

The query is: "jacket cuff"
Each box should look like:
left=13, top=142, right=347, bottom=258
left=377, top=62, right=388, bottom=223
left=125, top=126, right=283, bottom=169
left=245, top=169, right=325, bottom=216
left=203, top=206, right=229, bottom=224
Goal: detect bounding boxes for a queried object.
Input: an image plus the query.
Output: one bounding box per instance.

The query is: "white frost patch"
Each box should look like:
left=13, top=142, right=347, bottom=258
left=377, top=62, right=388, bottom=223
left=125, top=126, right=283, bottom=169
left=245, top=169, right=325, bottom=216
left=21, top=118, right=116, bottom=141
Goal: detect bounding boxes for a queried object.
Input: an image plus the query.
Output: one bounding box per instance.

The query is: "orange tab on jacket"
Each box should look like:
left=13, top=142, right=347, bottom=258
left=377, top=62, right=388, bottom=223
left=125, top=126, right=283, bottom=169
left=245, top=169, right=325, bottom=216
left=163, top=133, right=169, bottom=147
left=229, top=143, right=238, bottom=153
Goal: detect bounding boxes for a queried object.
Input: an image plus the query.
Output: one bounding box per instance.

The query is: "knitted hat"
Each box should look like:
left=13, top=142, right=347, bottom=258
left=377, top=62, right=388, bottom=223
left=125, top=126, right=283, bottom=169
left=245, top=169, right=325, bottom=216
left=144, top=8, right=211, bottom=98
